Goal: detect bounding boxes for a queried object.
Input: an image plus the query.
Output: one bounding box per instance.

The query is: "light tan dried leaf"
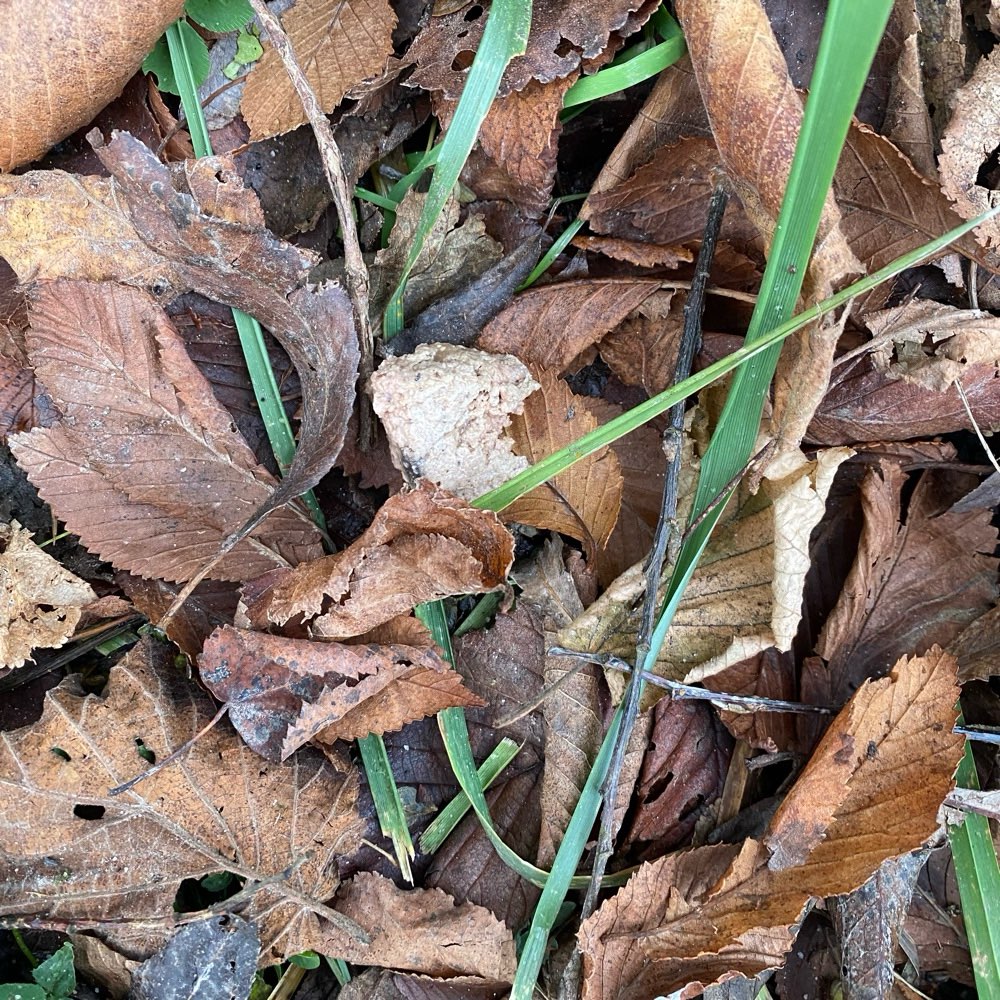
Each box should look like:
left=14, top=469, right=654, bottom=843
left=579, top=649, right=963, bottom=1000
left=503, top=369, right=623, bottom=560
left=241, top=0, right=397, bottom=141
left=883, top=3, right=935, bottom=177
left=0, top=520, right=96, bottom=669
left=248, top=484, right=514, bottom=633
left=336, top=873, right=517, bottom=981
left=0, top=0, right=185, bottom=171
left=478, top=278, right=660, bottom=372
left=371, top=344, right=537, bottom=499
left=9, top=282, right=321, bottom=583
left=0, top=637, right=366, bottom=964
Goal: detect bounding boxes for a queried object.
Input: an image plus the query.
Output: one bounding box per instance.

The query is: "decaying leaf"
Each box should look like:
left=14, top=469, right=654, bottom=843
left=579, top=648, right=963, bottom=999
left=0, top=0, right=185, bottom=171
left=478, top=278, right=661, bottom=371
left=240, top=0, right=397, bottom=141
left=9, top=282, right=322, bottom=583
left=0, top=132, right=360, bottom=516
left=503, top=368, right=624, bottom=560
left=371, top=345, right=538, bottom=499
left=247, top=484, right=514, bottom=633
left=200, top=625, right=483, bottom=760
left=0, top=637, right=367, bottom=963
left=0, top=520, right=96, bottom=669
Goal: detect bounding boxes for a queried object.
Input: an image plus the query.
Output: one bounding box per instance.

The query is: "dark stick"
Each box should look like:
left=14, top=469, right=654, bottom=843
left=579, top=186, right=730, bottom=922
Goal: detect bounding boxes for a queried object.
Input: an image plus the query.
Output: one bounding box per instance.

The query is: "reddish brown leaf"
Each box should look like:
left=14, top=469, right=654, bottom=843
left=336, top=873, right=517, bottom=981
left=478, top=278, right=660, bottom=371
left=0, top=0, right=185, bottom=171
left=241, top=0, right=397, bottom=141
left=200, top=626, right=483, bottom=760
left=503, top=369, right=623, bottom=559
left=580, top=649, right=963, bottom=999
left=570, top=234, right=693, bottom=269
left=9, top=282, right=321, bottom=583
left=248, top=484, right=514, bottom=633
left=0, top=638, right=366, bottom=964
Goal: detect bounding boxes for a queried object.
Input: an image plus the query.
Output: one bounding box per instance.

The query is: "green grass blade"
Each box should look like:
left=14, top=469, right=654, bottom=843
left=165, top=20, right=211, bottom=157
left=419, top=736, right=521, bottom=853
left=951, top=732, right=1000, bottom=995
left=517, top=215, right=585, bottom=290
left=357, top=732, right=415, bottom=882
left=382, top=0, right=532, bottom=339
left=561, top=16, right=686, bottom=110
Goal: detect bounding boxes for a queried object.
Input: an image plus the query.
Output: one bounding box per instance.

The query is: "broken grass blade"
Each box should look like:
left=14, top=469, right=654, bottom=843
left=474, top=202, right=1000, bottom=514
left=518, top=215, right=585, bottom=290
left=419, top=736, right=521, bottom=854
left=951, top=728, right=1000, bottom=997
left=382, top=0, right=532, bottom=339
left=452, top=590, right=503, bottom=638
left=357, top=732, right=415, bottom=883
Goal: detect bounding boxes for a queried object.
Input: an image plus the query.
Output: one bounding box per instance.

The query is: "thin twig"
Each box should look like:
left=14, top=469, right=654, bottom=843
left=248, top=0, right=376, bottom=450
left=580, top=186, right=730, bottom=924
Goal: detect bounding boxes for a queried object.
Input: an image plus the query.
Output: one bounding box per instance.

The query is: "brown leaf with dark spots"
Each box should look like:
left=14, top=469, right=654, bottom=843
left=580, top=648, right=963, bottom=999
left=335, top=872, right=517, bottom=981
left=0, top=637, right=366, bottom=964
left=9, top=282, right=321, bottom=583
left=478, top=278, right=660, bottom=372
left=200, top=626, right=483, bottom=760
left=504, top=369, right=623, bottom=559
left=0, top=0, right=185, bottom=171
left=248, top=484, right=514, bottom=633
left=240, top=0, right=397, bottom=142
left=816, top=468, right=998, bottom=703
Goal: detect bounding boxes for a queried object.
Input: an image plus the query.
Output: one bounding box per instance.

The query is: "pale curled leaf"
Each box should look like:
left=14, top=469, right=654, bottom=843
left=0, top=638, right=366, bottom=963
left=0, top=0, right=185, bottom=170
left=199, top=626, right=484, bottom=760
left=9, top=282, right=321, bottom=583
left=0, top=520, right=96, bottom=669
left=247, top=484, right=515, bottom=632
left=579, top=649, right=963, bottom=1000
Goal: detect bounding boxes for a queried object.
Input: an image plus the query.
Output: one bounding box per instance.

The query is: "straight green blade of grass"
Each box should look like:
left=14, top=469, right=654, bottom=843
left=511, top=1, right=894, bottom=995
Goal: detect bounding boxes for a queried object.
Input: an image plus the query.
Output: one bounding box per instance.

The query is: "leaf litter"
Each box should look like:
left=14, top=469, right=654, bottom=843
left=1, top=0, right=999, bottom=997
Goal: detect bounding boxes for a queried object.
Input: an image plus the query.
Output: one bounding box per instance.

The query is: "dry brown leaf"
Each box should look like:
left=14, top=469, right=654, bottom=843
left=371, top=344, right=537, bottom=499
left=0, top=520, right=96, bottom=669
left=570, top=234, right=693, bottom=269
left=504, top=368, right=623, bottom=560
left=477, top=278, right=660, bottom=371
left=336, top=873, right=517, bottom=982
left=949, top=604, right=1000, bottom=682
left=816, top=467, right=998, bottom=702
left=0, top=0, right=185, bottom=171
left=864, top=300, right=1000, bottom=390
left=241, top=0, right=397, bottom=141
left=0, top=637, right=366, bottom=964
left=200, top=625, right=483, bottom=759
left=0, top=133, right=360, bottom=516
left=9, top=282, right=321, bottom=583
left=579, top=648, right=963, bottom=999
left=596, top=290, right=682, bottom=396
left=939, top=52, right=1000, bottom=247
left=405, top=0, right=654, bottom=101
left=248, top=484, right=514, bottom=633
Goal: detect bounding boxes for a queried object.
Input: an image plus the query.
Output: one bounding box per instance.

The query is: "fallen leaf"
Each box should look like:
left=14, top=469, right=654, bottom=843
left=0, top=637, right=367, bottom=963
left=949, top=604, right=1000, bottom=682
left=9, top=282, right=322, bottom=583
left=595, top=290, right=681, bottom=395
left=0, top=132, right=360, bottom=516
left=477, top=278, right=660, bottom=371
left=241, top=0, right=397, bottom=141
left=371, top=345, right=538, bottom=499
left=579, top=648, right=963, bottom=999
left=336, top=873, right=517, bottom=981
left=0, top=520, right=96, bottom=669
left=570, top=234, right=693, bottom=269
left=816, top=467, right=998, bottom=702
left=247, top=484, right=514, bottom=632
left=503, top=368, right=624, bottom=559
left=0, top=0, right=185, bottom=171
left=939, top=52, right=1000, bottom=247
left=200, top=625, right=483, bottom=760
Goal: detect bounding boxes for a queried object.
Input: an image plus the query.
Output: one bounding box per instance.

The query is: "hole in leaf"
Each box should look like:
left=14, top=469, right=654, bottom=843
left=451, top=50, right=475, bottom=72
left=134, top=737, right=156, bottom=764
left=73, top=804, right=105, bottom=820
left=50, top=747, right=71, bottom=762
left=976, top=143, right=1000, bottom=190
left=463, top=4, right=483, bottom=20
left=554, top=36, right=577, bottom=58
